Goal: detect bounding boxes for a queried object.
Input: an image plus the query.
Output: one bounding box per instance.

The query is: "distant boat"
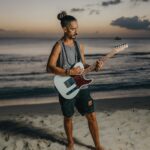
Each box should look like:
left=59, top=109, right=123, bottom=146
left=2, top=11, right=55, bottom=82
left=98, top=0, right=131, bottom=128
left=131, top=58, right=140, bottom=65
left=114, top=36, right=122, bottom=40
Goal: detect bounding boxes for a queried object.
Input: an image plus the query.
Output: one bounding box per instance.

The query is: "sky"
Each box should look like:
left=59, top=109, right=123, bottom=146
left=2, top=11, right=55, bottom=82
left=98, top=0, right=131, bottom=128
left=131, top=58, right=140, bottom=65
left=0, top=0, right=150, bottom=38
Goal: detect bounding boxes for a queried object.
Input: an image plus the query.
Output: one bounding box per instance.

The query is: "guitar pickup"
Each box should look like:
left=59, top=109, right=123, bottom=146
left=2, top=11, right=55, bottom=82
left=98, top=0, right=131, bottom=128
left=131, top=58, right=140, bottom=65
left=64, top=78, right=75, bottom=88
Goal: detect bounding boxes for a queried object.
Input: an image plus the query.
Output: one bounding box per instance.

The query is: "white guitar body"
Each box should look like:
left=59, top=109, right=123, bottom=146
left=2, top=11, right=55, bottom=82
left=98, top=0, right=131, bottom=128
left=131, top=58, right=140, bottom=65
left=54, top=62, right=93, bottom=99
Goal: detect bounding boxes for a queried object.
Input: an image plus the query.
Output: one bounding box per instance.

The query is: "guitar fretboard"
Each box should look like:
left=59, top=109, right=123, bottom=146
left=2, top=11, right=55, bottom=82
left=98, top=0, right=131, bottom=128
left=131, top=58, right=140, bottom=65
left=83, top=46, right=124, bottom=75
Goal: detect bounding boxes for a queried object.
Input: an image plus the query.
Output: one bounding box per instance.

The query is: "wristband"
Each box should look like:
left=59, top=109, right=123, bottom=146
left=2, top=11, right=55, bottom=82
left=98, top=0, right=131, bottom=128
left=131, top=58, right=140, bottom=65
left=65, top=69, right=70, bottom=75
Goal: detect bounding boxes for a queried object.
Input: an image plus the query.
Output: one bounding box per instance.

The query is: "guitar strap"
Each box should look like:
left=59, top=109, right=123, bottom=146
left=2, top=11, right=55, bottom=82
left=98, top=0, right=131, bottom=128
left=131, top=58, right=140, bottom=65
left=74, top=40, right=83, bottom=63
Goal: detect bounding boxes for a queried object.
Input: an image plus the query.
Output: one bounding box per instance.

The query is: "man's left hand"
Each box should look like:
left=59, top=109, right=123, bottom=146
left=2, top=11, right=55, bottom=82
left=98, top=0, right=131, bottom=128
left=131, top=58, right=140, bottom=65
left=95, top=59, right=104, bottom=72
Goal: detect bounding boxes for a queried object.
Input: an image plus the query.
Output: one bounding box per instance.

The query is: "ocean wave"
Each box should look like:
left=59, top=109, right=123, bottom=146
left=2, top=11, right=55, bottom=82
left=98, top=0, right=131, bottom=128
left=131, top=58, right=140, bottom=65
left=92, top=67, right=150, bottom=76
left=0, top=80, right=150, bottom=100
left=0, top=54, right=47, bottom=63
left=129, top=52, right=150, bottom=56
left=0, top=87, right=57, bottom=100
left=90, top=80, right=150, bottom=91
left=0, top=72, right=45, bottom=77
left=0, top=52, right=149, bottom=64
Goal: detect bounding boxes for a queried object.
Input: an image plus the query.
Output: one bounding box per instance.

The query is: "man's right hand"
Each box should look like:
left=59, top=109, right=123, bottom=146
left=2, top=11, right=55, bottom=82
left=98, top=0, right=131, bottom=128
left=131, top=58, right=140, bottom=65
left=70, top=66, right=84, bottom=75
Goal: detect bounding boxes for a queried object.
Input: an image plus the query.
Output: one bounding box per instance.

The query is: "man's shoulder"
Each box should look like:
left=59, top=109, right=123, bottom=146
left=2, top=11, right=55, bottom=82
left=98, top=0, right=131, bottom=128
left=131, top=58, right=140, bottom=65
left=75, top=40, right=84, bottom=48
left=53, top=39, right=62, bottom=49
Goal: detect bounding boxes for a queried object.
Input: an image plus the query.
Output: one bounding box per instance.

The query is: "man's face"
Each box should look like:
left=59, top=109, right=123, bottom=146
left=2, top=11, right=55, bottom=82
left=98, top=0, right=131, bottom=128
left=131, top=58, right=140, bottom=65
left=64, top=21, right=78, bottom=39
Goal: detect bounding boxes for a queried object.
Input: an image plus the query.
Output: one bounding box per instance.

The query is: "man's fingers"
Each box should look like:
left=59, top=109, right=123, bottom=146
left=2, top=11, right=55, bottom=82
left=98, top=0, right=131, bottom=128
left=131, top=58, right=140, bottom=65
left=96, top=60, right=104, bottom=71
left=96, top=61, right=102, bottom=66
left=78, top=68, right=84, bottom=74
left=80, top=68, right=84, bottom=74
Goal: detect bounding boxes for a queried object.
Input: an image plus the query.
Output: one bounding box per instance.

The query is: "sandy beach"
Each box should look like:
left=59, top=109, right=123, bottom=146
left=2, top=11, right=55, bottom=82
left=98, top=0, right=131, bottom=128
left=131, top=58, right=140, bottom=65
left=0, top=96, right=150, bottom=150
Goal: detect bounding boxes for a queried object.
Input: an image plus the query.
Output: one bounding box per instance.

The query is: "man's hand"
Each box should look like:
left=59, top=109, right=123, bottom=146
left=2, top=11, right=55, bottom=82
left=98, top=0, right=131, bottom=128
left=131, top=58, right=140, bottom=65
left=70, top=66, right=84, bottom=75
left=95, top=59, right=104, bottom=72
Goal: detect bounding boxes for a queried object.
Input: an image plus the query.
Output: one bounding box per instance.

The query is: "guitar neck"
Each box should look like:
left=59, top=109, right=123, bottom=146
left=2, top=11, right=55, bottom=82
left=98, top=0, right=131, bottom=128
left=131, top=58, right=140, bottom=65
left=83, top=48, right=117, bottom=75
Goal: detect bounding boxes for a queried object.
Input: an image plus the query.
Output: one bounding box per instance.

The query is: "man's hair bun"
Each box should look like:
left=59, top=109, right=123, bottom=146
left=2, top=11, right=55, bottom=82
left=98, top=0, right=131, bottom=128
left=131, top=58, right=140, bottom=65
left=57, top=11, right=67, bottom=21
left=57, top=11, right=76, bottom=27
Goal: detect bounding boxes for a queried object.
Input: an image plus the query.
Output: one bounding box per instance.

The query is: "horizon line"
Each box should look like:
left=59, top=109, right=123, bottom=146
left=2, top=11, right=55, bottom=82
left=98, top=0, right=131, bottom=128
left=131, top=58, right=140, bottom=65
left=0, top=36, right=150, bottom=40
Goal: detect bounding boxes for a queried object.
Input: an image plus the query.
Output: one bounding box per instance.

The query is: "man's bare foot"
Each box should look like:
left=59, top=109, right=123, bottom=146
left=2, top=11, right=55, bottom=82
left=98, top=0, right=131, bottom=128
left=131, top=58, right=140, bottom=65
left=66, top=143, right=74, bottom=150
left=96, top=145, right=105, bottom=150
left=100, top=145, right=105, bottom=150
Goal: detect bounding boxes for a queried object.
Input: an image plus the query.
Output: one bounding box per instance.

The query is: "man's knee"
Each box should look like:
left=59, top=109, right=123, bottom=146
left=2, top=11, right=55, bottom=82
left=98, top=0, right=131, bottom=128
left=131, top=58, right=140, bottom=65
left=85, top=112, right=97, bottom=122
left=64, top=116, right=73, bottom=122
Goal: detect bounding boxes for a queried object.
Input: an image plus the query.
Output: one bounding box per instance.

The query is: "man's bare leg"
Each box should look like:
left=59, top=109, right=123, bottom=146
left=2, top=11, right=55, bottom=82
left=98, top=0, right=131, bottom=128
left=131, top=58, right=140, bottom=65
left=64, top=117, right=74, bottom=150
left=85, top=112, right=105, bottom=150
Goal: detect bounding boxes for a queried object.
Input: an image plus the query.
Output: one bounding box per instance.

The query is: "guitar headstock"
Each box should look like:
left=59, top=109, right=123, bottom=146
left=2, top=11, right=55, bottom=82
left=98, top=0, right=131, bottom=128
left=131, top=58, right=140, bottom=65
left=114, top=43, right=128, bottom=53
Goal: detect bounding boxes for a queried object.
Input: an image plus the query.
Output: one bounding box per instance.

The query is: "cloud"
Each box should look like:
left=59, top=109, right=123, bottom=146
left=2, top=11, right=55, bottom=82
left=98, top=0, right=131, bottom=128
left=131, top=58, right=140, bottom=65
left=70, top=5, right=100, bottom=15
left=131, top=0, right=149, bottom=2
left=0, top=29, right=36, bottom=38
left=131, top=0, right=149, bottom=5
left=102, top=0, right=122, bottom=6
left=85, top=2, right=101, bottom=7
left=0, top=29, right=20, bottom=35
left=89, top=9, right=100, bottom=15
left=0, top=29, right=6, bottom=32
left=70, top=8, right=85, bottom=12
left=84, top=3, right=101, bottom=15
left=111, top=16, right=150, bottom=30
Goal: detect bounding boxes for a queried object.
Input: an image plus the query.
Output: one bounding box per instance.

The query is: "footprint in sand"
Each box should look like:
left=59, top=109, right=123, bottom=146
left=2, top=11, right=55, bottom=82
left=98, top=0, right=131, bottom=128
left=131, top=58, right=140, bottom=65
left=2, top=146, right=7, bottom=150
left=4, top=134, right=10, bottom=142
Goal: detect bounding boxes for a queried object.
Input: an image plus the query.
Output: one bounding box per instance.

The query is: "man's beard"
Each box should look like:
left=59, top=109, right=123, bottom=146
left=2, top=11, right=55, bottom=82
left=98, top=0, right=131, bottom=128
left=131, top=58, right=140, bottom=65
left=72, top=35, right=76, bottom=39
left=72, top=33, right=78, bottom=39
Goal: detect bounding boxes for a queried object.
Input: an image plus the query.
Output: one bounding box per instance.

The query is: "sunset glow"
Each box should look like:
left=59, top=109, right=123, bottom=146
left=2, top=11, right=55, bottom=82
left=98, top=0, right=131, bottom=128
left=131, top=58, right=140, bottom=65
left=0, top=0, right=150, bottom=38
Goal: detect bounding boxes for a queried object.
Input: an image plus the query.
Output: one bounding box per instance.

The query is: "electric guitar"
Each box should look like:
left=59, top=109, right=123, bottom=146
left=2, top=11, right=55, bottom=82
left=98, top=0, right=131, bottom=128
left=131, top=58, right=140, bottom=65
left=54, top=43, right=128, bottom=99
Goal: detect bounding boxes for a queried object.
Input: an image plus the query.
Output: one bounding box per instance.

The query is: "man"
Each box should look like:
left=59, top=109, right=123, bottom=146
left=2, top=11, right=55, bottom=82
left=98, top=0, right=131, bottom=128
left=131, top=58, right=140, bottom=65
left=46, top=11, right=105, bottom=150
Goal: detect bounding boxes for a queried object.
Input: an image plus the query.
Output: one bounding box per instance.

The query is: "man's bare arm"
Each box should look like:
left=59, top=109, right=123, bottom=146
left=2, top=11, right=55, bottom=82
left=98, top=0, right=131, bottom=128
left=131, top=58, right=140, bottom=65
left=47, top=42, right=83, bottom=76
left=79, top=44, right=104, bottom=71
left=46, top=42, right=67, bottom=76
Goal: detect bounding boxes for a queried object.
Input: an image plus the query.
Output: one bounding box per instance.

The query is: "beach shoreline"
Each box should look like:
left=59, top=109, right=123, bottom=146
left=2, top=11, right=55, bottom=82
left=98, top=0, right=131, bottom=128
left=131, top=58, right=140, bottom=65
left=0, top=89, right=150, bottom=107
left=0, top=95, right=150, bottom=150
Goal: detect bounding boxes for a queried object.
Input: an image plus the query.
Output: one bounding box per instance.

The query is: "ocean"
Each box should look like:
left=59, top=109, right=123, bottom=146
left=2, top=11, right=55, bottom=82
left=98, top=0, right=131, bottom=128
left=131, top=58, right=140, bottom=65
left=0, top=38, right=150, bottom=101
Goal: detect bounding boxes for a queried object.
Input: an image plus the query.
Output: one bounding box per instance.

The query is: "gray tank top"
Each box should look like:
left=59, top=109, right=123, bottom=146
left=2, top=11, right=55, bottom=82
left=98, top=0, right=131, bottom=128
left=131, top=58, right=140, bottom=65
left=57, top=40, right=82, bottom=69
left=57, top=40, right=88, bottom=89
